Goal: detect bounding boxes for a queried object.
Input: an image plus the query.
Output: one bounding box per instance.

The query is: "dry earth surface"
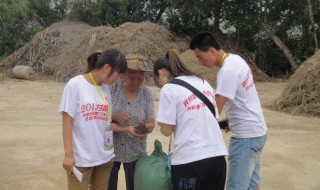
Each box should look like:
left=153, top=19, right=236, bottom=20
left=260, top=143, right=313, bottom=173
left=0, top=79, right=319, bottom=190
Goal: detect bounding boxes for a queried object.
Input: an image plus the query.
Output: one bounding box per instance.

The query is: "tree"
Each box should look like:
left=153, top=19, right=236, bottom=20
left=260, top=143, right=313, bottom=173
left=261, top=0, right=298, bottom=69
left=223, top=0, right=318, bottom=74
left=25, top=0, right=64, bottom=27
left=144, top=0, right=171, bottom=22
left=68, top=0, right=102, bottom=26
left=68, top=0, right=171, bottom=27
left=54, top=0, right=69, bottom=19
left=0, top=1, right=34, bottom=55
left=307, top=0, right=319, bottom=52
left=165, top=0, right=224, bottom=36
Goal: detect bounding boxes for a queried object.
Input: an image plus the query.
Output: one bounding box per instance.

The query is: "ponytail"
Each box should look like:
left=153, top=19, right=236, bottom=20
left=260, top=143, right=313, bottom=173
left=86, top=51, right=102, bottom=73
left=153, top=48, right=203, bottom=88
left=167, top=49, right=203, bottom=80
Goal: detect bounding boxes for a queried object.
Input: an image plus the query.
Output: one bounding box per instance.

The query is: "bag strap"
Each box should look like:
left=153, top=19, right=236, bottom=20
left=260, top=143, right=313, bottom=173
left=167, top=78, right=221, bottom=154
left=170, top=78, right=216, bottom=117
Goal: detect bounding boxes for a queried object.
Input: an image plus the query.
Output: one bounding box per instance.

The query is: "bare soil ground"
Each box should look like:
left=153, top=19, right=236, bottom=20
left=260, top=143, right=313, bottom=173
left=0, top=79, right=319, bottom=190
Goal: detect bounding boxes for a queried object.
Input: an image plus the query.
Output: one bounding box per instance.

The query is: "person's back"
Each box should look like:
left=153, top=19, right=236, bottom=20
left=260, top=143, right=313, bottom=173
left=216, top=54, right=267, bottom=138
left=154, top=49, right=228, bottom=190
left=158, top=75, right=227, bottom=165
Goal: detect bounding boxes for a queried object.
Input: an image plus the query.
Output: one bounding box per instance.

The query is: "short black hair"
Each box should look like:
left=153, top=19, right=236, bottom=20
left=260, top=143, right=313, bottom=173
left=189, top=31, right=221, bottom=51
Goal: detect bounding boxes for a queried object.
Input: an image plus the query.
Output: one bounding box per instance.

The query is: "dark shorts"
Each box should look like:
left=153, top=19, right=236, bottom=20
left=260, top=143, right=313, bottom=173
left=171, top=156, right=226, bottom=190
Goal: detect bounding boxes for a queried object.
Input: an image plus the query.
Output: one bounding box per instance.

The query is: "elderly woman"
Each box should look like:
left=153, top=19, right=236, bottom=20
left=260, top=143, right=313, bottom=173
left=108, top=54, right=155, bottom=190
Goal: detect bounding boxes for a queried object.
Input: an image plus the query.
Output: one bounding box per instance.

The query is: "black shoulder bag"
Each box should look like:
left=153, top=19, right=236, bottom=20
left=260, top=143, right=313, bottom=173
left=170, top=78, right=228, bottom=130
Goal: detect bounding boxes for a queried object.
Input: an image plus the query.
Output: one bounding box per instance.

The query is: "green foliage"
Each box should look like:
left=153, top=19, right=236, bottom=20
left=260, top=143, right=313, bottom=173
left=255, top=38, right=292, bottom=77
left=102, top=0, right=145, bottom=26
left=68, top=0, right=101, bottom=26
left=25, top=0, right=66, bottom=27
left=166, top=0, right=223, bottom=36
left=0, top=0, right=319, bottom=78
left=68, top=0, right=171, bottom=27
left=223, top=0, right=319, bottom=76
left=144, top=0, right=171, bottom=22
left=0, top=0, right=67, bottom=57
left=166, top=6, right=209, bottom=36
left=0, top=2, right=34, bottom=55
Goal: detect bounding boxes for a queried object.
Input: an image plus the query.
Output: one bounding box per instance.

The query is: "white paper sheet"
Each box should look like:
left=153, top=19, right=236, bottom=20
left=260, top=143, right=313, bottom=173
left=72, top=166, right=83, bottom=182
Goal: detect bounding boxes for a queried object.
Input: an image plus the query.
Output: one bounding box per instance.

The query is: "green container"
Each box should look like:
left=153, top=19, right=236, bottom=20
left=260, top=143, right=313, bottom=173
left=134, top=140, right=172, bottom=190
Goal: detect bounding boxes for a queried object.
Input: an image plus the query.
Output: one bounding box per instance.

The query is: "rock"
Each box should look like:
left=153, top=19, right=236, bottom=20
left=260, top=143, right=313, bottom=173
left=12, top=65, right=35, bottom=80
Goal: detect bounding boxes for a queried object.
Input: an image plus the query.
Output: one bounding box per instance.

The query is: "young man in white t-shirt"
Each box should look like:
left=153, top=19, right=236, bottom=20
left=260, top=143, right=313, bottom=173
left=190, top=31, right=267, bottom=190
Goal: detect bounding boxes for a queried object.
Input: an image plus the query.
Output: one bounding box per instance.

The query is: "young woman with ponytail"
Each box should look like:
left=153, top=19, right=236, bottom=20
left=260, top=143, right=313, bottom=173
left=59, top=49, right=127, bottom=190
left=153, top=49, right=228, bottom=190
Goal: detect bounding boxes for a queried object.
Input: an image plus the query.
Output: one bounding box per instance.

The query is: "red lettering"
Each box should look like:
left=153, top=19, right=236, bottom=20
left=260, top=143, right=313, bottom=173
left=245, top=81, right=255, bottom=91
left=85, top=103, right=92, bottom=111
left=96, top=104, right=103, bottom=111
left=184, top=100, right=188, bottom=107
left=242, top=69, right=252, bottom=88
left=81, top=105, right=86, bottom=113
left=183, top=94, right=197, bottom=107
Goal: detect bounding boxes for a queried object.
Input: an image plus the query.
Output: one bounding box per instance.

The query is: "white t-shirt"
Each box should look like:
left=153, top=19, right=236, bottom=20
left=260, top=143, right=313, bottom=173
left=59, top=75, right=115, bottom=167
left=157, top=76, right=228, bottom=165
left=216, top=54, right=267, bottom=138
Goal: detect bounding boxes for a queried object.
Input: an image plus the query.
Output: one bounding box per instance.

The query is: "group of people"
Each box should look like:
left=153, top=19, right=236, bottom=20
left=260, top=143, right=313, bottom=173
left=59, top=31, right=267, bottom=190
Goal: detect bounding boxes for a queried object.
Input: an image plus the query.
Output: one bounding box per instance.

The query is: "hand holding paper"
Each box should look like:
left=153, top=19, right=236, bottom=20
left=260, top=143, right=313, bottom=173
left=72, top=166, right=83, bottom=182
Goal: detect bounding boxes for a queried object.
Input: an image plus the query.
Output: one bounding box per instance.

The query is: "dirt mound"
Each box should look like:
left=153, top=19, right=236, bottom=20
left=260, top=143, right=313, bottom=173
left=1, top=21, right=92, bottom=79
left=273, top=51, right=320, bottom=117
left=1, top=21, right=269, bottom=83
left=1, top=21, right=188, bottom=81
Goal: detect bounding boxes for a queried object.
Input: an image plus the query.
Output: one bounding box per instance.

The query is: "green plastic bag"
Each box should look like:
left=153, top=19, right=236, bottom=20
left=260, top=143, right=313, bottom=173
left=134, top=140, right=172, bottom=190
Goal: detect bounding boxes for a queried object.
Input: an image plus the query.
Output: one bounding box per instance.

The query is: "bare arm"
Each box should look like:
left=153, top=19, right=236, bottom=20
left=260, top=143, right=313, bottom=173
left=158, top=122, right=174, bottom=137
left=215, top=94, right=228, bottom=115
left=215, top=94, right=231, bottom=132
left=110, top=122, right=130, bottom=133
left=62, top=112, right=75, bottom=172
left=112, top=112, right=131, bottom=126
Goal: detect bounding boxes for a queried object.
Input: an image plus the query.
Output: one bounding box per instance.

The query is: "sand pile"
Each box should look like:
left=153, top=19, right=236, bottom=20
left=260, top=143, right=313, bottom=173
left=1, top=21, right=92, bottom=79
left=273, top=51, right=320, bottom=117
left=1, top=20, right=269, bottom=84
left=1, top=21, right=188, bottom=81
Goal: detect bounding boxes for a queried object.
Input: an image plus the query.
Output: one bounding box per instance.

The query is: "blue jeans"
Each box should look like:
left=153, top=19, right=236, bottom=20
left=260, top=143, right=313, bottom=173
left=226, top=134, right=267, bottom=190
